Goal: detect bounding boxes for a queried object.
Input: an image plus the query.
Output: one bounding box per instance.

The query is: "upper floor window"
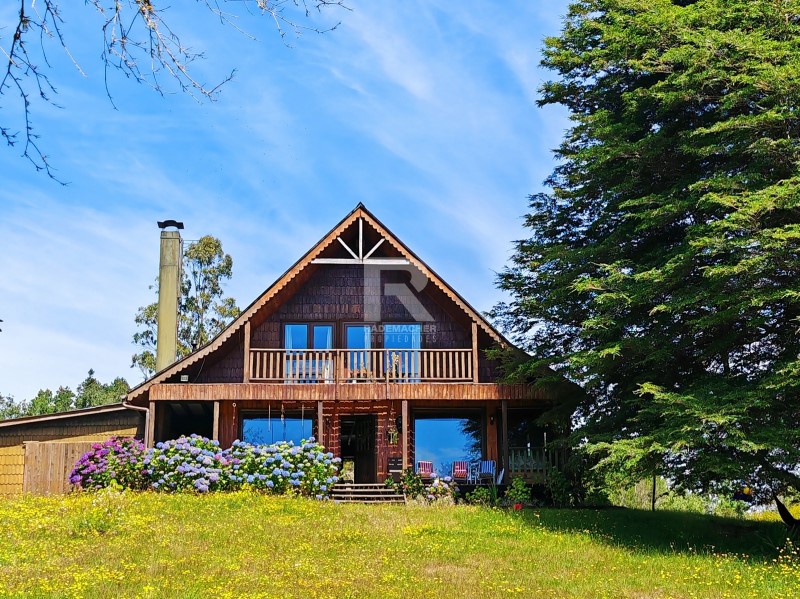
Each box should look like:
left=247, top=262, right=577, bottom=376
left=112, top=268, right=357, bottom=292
left=383, top=323, right=421, bottom=349
left=384, top=323, right=421, bottom=381
left=284, top=323, right=333, bottom=350
left=283, top=323, right=333, bottom=382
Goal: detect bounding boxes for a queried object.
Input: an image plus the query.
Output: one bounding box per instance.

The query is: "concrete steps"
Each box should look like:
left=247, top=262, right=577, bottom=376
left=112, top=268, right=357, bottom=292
left=330, top=483, right=406, bottom=504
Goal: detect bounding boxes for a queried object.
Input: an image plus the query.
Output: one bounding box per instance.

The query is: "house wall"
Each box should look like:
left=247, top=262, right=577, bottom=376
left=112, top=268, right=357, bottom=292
left=172, top=265, right=503, bottom=385
left=0, top=409, right=144, bottom=495
left=214, top=398, right=500, bottom=482
left=251, top=265, right=470, bottom=349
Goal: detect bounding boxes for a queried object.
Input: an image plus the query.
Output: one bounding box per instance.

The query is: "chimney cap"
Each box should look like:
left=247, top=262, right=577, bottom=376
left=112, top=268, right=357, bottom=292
left=157, top=220, right=184, bottom=230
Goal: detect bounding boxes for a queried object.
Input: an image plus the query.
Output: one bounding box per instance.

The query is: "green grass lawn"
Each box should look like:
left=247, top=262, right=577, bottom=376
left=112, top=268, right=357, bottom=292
left=0, top=492, right=797, bottom=598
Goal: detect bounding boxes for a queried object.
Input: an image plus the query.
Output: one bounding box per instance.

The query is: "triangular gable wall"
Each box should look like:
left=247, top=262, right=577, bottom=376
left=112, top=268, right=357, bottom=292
left=128, top=204, right=510, bottom=403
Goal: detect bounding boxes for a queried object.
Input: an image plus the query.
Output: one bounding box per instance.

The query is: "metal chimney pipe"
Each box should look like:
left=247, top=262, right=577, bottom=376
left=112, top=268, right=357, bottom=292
left=155, top=223, right=183, bottom=372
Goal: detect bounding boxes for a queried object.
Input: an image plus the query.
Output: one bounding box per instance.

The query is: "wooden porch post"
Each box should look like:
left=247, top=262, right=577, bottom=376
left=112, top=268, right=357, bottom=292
left=243, top=321, right=251, bottom=383
left=486, top=404, right=498, bottom=463
left=317, top=401, right=325, bottom=447
left=501, top=400, right=509, bottom=476
left=401, top=400, right=409, bottom=470
left=212, top=401, right=220, bottom=441
left=471, top=322, right=479, bottom=383
left=147, top=401, right=156, bottom=448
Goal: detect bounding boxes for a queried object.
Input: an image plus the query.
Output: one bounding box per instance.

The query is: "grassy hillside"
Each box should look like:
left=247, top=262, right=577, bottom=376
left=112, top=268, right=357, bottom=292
left=0, top=492, right=797, bottom=598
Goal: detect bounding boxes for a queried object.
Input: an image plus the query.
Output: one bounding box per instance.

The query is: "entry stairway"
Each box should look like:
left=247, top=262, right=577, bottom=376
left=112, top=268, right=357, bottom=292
left=330, top=483, right=406, bottom=504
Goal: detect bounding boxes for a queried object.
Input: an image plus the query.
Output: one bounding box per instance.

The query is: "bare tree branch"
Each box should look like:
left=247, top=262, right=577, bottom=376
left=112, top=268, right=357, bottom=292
left=0, top=0, right=349, bottom=181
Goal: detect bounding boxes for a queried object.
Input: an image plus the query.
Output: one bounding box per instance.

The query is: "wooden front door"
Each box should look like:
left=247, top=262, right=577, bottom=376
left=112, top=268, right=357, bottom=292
left=340, top=415, right=377, bottom=483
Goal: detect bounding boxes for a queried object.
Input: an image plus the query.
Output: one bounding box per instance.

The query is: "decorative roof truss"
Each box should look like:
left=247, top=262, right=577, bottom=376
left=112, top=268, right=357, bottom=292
left=312, top=217, right=410, bottom=265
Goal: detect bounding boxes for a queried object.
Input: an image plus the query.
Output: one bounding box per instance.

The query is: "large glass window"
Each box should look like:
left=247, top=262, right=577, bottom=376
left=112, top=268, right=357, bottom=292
left=345, top=324, right=372, bottom=375
left=414, top=414, right=482, bottom=476
left=242, top=413, right=314, bottom=446
left=283, top=323, right=334, bottom=382
left=284, top=324, right=309, bottom=349
left=384, top=323, right=421, bottom=381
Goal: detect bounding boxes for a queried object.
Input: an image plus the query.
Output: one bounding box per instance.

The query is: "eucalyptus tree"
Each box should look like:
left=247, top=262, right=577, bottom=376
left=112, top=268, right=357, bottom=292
left=132, top=235, right=240, bottom=378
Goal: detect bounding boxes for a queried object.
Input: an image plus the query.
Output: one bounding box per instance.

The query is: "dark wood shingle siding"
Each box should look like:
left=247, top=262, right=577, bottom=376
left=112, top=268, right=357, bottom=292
left=251, top=265, right=470, bottom=350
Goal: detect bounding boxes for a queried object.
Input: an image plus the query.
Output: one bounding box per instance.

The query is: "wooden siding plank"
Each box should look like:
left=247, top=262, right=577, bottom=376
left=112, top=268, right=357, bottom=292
left=147, top=382, right=549, bottom=403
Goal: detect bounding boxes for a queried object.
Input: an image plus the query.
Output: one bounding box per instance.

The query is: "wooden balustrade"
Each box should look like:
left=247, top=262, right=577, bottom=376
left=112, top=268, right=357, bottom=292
left=248, top=348, right=474, bottom=383
left=508, top=446, right=566, bottom=480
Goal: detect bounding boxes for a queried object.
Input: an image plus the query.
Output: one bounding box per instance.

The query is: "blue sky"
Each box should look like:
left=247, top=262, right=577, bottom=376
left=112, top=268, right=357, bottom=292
left=0, top=1, right=570, bottom=401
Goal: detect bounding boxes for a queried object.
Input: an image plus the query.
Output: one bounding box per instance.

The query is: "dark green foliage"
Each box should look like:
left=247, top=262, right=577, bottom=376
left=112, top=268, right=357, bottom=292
left=0, top=394, right=25, bottom=420
left=503, top=476, right=533, bottom=505
left=493, top=0, right=800, bottom=500
left=465, top=485, right=499, bottom=507
left=131, top=236, right=241, bottom=378
left=0, top=370, right=129, bottom=420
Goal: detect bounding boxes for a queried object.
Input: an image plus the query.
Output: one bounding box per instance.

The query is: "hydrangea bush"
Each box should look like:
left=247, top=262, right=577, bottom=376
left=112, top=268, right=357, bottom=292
left=424, top=476, right=459, bottom=504
left=69, top=437, right=148, bottom=491
left=69, top=435, right=340, bottom=498
left=229, top=439, right=339, bottom=498
left=146, top=436, right=234, bottom=493
left=385, top=469, right=459, bottom=504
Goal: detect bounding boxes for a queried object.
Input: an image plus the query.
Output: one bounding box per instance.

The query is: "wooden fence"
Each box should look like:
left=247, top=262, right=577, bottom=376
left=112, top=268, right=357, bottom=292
left=22, top=441, right=95, bottom=495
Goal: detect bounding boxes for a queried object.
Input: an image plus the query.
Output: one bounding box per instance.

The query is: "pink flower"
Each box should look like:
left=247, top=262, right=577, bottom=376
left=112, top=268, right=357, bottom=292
left=514, top=503, right=523, bottom=510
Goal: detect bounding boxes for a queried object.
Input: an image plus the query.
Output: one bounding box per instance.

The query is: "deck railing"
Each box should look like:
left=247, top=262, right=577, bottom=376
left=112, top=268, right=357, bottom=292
left=249, top=348, right=474, bottom=383
left=508, top=446, right=566, bottom=479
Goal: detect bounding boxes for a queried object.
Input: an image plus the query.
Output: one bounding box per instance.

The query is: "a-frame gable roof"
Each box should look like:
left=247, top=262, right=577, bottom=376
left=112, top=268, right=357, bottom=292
left=128, top=203, right=511, bottom=403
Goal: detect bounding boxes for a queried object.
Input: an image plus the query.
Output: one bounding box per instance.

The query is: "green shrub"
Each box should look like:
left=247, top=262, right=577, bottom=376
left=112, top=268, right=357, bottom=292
left=465, top=485, right=498, bottom=507
left=545, top=467, right=573, bottom=507
left=386, top=468, right=425, bottom=498
left=503, top=476, right=532, bottom=505
left=424, top=477, right=459, bottom=504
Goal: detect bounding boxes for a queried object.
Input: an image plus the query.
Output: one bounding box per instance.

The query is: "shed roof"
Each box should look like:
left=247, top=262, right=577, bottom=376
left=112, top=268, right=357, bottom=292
left=0, top=403, right=132, bottom=429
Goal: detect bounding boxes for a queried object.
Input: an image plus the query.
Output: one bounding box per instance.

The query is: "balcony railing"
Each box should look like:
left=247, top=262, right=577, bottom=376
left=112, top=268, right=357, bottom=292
left=249, top=348, right=474, bottom=383
left=508, top=446, right=566, bottom=479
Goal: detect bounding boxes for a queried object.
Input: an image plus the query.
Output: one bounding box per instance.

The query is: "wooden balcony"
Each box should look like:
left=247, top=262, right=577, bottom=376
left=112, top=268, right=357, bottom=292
left=248, top=348, right=475, bottom=383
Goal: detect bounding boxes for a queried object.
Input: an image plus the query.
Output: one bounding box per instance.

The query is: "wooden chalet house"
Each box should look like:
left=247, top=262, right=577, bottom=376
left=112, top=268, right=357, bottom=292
left=126, top=205, right=570, bottom=484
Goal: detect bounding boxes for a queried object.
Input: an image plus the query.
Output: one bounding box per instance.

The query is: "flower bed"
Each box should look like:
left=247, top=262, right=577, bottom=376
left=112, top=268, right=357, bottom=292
left=70, top=435, right=340, bottom=498
left=385, top=468, right=459, bottom=504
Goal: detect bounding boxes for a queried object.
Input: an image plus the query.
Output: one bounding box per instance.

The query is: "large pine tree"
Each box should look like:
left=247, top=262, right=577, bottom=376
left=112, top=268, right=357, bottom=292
left=493, top=0, right=800, bottom=499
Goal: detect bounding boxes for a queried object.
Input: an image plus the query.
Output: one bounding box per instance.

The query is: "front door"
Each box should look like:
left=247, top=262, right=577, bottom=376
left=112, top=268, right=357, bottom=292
left=339, top=415, right=377, bottom=483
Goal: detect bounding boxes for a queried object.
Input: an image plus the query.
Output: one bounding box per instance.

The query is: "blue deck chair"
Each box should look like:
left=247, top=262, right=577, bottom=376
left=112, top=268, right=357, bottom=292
left=478, top=460, right=496, bottom=484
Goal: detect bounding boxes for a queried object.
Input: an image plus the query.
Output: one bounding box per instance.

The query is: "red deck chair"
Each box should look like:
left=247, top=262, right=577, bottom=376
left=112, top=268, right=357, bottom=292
left=451, top=461, right=469, bottom=482
left=417, top=460, right=434, bottom=479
